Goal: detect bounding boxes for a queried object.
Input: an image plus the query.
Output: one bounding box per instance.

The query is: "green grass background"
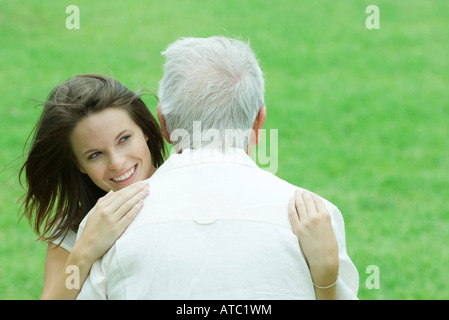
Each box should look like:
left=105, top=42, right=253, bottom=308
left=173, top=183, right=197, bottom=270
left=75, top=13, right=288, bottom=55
left=1, top=0, right=448, bottom=299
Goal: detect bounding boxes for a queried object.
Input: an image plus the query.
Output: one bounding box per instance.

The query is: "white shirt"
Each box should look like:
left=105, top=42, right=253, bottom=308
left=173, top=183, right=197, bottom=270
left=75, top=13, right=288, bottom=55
left=77, top=147, right=359, bottom=299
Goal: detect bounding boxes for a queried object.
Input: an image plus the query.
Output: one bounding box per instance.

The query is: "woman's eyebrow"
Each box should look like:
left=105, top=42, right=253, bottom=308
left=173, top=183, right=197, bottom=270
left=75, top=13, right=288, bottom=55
left=115, top=129, right=129, bottom=140
left=83, top=148, right=98, bottom=157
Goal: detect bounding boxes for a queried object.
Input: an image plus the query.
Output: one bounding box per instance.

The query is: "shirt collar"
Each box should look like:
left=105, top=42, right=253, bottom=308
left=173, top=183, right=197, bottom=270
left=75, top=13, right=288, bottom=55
left=154, top=147, right=258, bottom=176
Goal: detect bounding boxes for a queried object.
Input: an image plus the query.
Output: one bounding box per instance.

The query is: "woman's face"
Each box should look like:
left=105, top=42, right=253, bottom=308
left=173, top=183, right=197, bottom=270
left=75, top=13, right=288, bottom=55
left=70, top=107, right=156, bottom=192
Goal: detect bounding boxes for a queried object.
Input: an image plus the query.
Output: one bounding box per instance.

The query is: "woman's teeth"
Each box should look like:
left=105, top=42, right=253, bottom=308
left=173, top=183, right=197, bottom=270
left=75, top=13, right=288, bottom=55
left=112, top=166, right=135, bottom=182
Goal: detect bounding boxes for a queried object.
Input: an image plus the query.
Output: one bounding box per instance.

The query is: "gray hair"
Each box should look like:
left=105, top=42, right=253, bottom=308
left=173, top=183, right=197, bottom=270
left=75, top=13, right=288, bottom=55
left=158, top=36, right=265, bottom=151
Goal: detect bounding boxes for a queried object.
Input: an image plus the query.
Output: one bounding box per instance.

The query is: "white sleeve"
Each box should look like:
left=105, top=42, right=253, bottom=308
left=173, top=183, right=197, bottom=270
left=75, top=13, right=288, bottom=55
left=325, top=200, right=360, bottom=299
left=330, top=206, right=359, bottom=300
left=51, top=225, right=77, bottom=253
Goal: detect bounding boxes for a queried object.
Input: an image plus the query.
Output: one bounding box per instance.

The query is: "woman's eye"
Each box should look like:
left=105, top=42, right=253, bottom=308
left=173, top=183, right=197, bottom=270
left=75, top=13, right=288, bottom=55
left=119, top=135, right=131, bottom=143
left=88, top=152, right=101, bottom=160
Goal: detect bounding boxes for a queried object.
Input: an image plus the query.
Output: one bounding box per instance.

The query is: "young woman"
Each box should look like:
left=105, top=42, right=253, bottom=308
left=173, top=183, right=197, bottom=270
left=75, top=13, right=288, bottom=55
left=20, top=74, right=167, bottom=299
left=20, top=74, right=338, bottom=299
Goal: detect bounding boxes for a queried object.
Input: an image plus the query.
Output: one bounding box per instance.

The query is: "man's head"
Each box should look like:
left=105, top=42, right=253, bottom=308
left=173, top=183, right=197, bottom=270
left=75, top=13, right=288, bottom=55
left=157, top=36, right=266, bottom=154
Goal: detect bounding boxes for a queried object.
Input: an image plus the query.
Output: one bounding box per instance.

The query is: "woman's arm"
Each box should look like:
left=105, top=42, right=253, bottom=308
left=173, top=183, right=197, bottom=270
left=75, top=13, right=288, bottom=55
left=41, top=244, right=70, bottom=299
left=41, top=242, right=95, bottom=300
left=41, top=181, right=149, bottom=300
left=288, top=189, right=339, bottom=300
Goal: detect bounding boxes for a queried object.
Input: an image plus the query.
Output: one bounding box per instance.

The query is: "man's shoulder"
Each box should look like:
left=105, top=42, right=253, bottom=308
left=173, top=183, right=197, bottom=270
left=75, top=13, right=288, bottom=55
left=255, top=169, right=341, bottom=212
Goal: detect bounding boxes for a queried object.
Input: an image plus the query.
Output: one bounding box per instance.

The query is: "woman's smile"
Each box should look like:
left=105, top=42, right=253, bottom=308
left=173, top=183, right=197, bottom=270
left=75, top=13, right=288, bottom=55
left=110, top=164, right=138, bottom=186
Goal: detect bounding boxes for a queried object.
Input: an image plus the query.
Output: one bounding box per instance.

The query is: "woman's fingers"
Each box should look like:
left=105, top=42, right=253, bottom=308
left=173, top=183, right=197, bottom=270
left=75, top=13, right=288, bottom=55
left=313, top=193, right=328, bottom=215
left=116, top=199, right=144, bottom=234
left=289, top=188, right=329, bottom=232
left=294, top=189, right=308, bottom=220
left=102, top=189, right=114, bottom=200
left=302, top=190, right=318, bottom=216
left=112, top=186, right=149, bottom=222
left=288, top=197, right=300, bottom=233
left=98, top=181, right=149, bottom=217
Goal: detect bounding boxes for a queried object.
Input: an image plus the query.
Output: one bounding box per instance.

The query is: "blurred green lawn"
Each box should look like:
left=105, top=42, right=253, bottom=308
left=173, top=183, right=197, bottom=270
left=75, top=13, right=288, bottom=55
left=1, top=0, right=448, bottom=299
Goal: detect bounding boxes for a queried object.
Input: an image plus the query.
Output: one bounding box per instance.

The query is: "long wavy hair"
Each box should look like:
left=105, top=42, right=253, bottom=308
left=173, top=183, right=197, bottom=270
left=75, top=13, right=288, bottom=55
left=19, top=74, right=166, bottom=242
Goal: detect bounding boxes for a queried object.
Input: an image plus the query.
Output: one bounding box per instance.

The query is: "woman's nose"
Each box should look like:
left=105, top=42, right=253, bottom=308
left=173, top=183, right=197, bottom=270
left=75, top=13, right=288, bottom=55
left=108, top=153, right=126, bottom=171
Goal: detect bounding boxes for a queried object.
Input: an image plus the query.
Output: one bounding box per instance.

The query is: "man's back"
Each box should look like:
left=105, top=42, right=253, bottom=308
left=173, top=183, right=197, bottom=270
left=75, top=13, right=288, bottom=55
left=78, top=148, right=358, bottom=299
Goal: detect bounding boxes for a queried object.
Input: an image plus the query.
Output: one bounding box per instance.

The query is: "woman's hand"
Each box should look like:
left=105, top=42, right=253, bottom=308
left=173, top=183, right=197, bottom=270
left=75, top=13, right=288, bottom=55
left=42, top=181, right=150, bottom=300
left=75, top=181, right=150, bottom=264
left=288, top=189, right=339, bottom=291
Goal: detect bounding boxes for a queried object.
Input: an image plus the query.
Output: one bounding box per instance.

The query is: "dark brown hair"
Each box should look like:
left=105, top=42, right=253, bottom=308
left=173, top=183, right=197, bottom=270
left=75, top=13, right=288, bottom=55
left=20, top=74, right=166, bottom=242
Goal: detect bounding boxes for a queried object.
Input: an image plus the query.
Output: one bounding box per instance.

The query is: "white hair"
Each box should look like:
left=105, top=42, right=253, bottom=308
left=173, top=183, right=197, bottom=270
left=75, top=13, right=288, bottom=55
left=158, top=36, right=265, bottom=151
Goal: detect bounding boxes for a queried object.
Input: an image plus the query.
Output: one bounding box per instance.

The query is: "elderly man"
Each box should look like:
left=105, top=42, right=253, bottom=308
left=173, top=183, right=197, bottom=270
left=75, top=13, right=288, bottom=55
left=77, top=36, right=358, bottom=300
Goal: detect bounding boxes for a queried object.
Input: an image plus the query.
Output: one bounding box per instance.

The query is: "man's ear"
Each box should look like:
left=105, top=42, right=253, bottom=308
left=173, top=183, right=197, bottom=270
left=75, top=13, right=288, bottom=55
left=246, top=106, right=267, bottom=155
left=157, top=105, right=172, bottom=144
left=253, top=106, right=266, bottom=145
